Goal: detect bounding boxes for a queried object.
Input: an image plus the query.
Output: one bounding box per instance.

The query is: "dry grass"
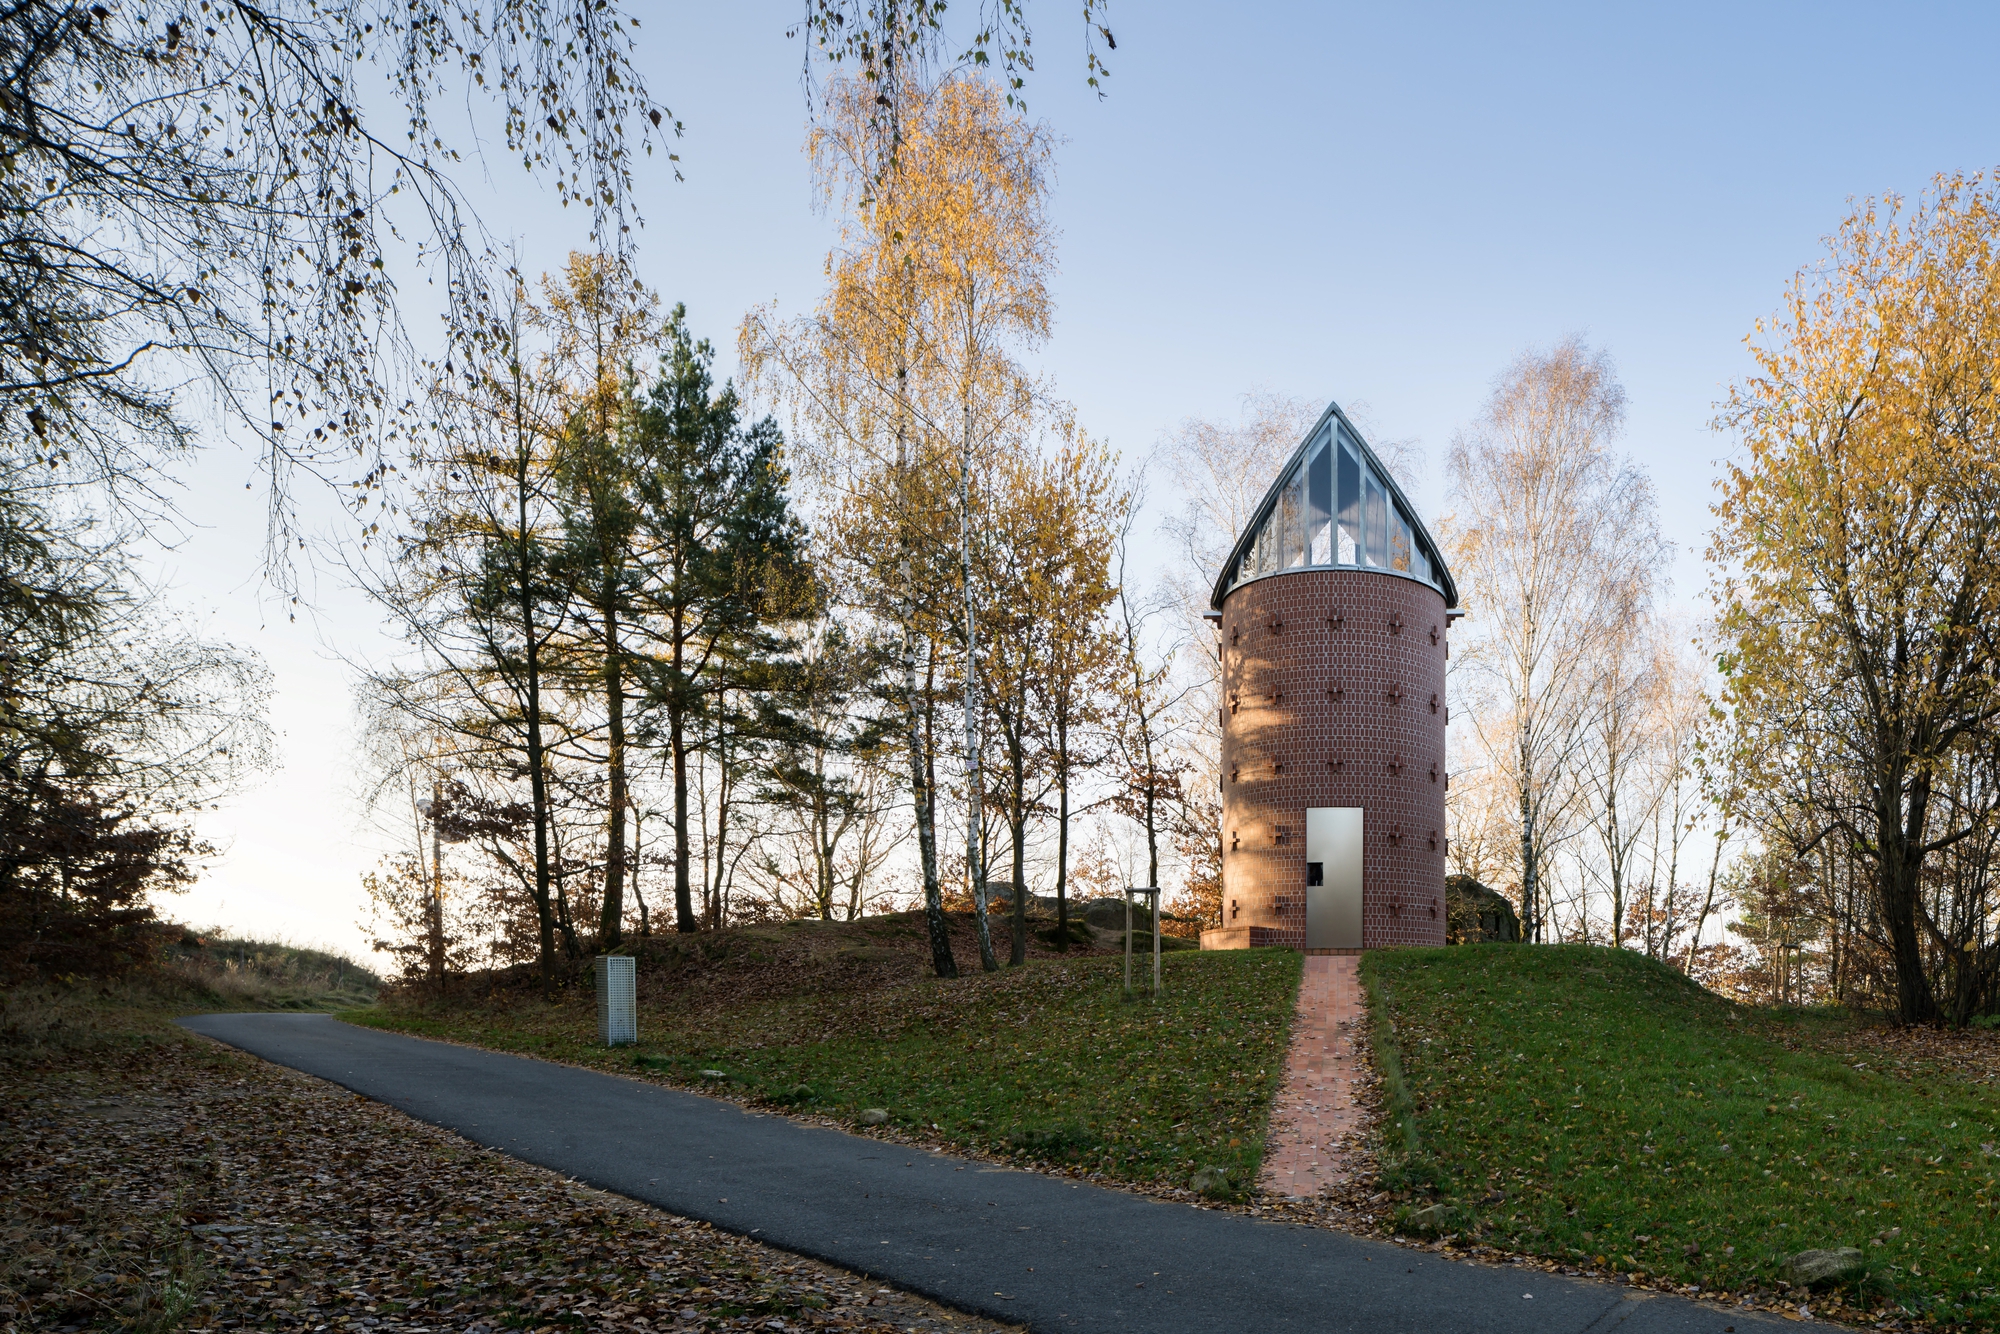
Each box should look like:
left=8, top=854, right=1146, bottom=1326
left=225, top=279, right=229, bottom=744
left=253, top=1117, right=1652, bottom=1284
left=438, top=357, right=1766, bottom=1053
left=0, top=935, right=379, bottom=1059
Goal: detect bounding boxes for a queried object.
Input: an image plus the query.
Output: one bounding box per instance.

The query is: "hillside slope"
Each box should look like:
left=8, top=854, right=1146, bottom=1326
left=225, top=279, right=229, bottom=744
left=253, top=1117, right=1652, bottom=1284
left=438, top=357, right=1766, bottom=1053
left=358, top=913, right=1297, bottom=1196
left=1367, top=944, right=2000, bottom=1326
left=3, top=932, right=379, bottom=1057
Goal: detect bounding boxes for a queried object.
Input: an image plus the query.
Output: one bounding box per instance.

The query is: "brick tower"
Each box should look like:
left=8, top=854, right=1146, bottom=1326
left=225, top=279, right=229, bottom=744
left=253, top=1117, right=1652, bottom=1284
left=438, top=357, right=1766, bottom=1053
left=1199, top=403, right=1459, bottom=953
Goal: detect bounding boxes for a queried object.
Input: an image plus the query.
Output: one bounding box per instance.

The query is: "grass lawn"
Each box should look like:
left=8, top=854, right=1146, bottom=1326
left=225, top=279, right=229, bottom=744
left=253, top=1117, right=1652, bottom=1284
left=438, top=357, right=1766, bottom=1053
left=1366, top=943, right=2000, bottom=1326
left=354, top=917, right=1300, bottom=1197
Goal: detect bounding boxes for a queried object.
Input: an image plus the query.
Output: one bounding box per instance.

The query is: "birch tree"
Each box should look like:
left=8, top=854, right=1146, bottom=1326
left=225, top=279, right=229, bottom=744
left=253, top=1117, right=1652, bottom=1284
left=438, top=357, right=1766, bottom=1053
left=742, top=75, right=1055, bottom=977
left=1445, top=338, right=1665, bottom=941
left=1578, top=611, right=1665, bottom=946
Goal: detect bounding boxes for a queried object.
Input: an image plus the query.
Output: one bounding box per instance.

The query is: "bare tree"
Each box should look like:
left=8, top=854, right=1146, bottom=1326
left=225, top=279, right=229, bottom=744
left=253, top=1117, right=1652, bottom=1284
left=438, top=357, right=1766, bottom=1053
left=2, top=0, right=670, bottom=578
left=1637, top=629, right=1714, bottom=959
left=1154, top=392, right=1317, bottom=886
left=1107, top=486, right=1193, bottom=914
left=1444, top=338, right=1666, bottom=941
left=1577, top=611, right=1667, bottom=945
left=1157, top=391, right=1320, bottom=626
left=1444, top=757, right=1515, bottom=888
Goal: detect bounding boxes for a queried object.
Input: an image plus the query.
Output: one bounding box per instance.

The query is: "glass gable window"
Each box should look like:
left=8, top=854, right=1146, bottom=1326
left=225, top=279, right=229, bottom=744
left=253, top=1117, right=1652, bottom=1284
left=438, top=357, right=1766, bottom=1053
left=1308, top=433, right=1333, bottom=565
left=1336, top=441, right=1360, bottom=564
left=1223, top=409, right=1450, bottom=600
left=1364, top=474, right=1387, bottom=568
left=1282, top=468, right=1307, bottom=569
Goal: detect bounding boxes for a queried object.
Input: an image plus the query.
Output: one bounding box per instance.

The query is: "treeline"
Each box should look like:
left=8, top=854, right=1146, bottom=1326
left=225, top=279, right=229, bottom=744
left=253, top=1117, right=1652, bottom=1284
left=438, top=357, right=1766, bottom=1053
left=1437, top=340, right=1715, bottom=963
left=0, top=2, right=1133, bottom=986
left=0, top=485, right=272, bottom=977
left=360, top=80, right=1214, bottom=989
left=1435, top=175, right=2000, bottom=1027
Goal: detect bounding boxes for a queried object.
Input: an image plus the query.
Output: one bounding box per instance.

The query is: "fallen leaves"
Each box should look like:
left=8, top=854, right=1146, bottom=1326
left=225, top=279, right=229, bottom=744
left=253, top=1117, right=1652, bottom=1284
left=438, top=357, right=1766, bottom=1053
left=0, top=1033, right=1018, bottom=1333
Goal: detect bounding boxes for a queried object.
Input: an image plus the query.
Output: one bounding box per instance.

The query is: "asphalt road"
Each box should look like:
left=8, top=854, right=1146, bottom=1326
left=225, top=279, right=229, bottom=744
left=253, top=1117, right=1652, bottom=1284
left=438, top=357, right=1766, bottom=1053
left=178, top=1014, right=1786, bottom=1334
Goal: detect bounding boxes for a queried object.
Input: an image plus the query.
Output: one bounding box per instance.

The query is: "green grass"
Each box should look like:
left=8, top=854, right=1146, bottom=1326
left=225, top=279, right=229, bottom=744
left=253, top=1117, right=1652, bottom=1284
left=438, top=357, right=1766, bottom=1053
left=1366, top=944, right=2000, bottom=1325
left=354, top=946, right=1300, bottom=1196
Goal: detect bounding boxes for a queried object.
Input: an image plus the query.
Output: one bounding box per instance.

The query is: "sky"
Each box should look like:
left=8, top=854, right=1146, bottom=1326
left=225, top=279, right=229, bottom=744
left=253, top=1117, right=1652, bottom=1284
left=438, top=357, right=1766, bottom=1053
left=158, top=0, right=2000, bottom=960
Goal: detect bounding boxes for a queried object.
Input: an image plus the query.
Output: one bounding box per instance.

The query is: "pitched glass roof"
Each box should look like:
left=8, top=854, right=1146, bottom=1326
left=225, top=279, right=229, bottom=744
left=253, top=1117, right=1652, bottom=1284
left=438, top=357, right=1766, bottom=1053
left=1210, top=401, right=1459, bottom=610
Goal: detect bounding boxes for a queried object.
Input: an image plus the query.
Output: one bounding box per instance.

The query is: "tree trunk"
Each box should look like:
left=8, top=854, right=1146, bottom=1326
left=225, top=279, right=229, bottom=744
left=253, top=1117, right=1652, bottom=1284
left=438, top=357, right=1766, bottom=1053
left=1685, top=829, right=1727, bottom=975
left=1056, top=748, right=1072, bottom=953
left=428, top=780, right=445, bottom=1000
left=815, top=779, right=837, bottom=921
left=1606, top=786, right=1624, bottom=948
left=1660, top=802, right=1682, bottom=961
left=1008, top=733, right=1028, bottom=966
left=961, top=410, right=998, bottom=973
left=631, top=805, right=650, bottom=938
left=713, top=717, right=734, bottom=929
left=667, top=606, right=698, bottom=932
left=670, top=699, right=696, bottom=933
left=1518, top=758, right=1538, bottom=943
left=600, top=594, right=627, bottom=949
left=1142, top=778, right=1159, bottom=893
left=1877, top=774, right=1939, bottom=1023
left=552, top=817, right=582, bottom=963
left=964, top=568, right=996, bottom=964
left=906, top=622, right=957, bottom=978
left=515, top=447, right=559, bottom=990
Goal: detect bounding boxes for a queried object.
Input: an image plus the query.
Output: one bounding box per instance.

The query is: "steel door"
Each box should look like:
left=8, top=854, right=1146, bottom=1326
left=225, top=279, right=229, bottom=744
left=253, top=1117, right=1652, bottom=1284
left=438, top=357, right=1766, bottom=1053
left=1305, top=807, right=1363, bottom=949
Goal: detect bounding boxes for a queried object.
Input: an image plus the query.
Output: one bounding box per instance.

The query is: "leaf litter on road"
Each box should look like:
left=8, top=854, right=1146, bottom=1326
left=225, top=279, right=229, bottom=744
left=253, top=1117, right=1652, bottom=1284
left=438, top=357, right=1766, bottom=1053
left=1, top=1032, right=1018, bottom=1333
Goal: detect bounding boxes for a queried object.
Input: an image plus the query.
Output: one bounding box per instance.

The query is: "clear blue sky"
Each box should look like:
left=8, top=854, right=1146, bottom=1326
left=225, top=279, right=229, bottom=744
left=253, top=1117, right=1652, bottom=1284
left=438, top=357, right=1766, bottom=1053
left=165, top=0, right=2000, bottom=955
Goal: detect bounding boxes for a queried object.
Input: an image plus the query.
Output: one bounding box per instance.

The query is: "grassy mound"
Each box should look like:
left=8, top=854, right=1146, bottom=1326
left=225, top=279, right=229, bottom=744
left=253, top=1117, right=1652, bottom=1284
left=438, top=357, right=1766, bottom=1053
left=2, top=932, right=380, bottom=1058
left=1367, top=944, right=2000, bottom=1325
left=355, top=914, right=1299, bottom=1196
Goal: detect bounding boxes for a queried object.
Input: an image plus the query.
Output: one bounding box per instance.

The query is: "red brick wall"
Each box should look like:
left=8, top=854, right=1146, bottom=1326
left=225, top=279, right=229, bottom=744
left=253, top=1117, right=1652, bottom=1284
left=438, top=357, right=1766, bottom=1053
left=1211, top=568, right=1448, bottom=950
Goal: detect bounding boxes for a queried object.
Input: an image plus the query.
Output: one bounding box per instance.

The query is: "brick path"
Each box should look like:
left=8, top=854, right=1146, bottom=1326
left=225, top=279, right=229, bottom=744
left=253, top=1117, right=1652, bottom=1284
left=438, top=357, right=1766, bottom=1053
left=1259, top=954, right=1371, bottom=1197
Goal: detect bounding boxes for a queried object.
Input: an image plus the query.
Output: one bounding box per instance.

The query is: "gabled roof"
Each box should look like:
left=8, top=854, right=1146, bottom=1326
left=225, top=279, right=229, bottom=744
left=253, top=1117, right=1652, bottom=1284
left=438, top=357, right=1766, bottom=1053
left=1209, top=399, right=1460, bottom=611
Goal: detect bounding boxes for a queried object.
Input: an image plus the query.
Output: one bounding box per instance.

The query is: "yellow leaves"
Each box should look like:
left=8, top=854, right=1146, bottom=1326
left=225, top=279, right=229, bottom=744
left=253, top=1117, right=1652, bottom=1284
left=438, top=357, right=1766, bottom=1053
left=1712, top=171, right=2000, bottom=799
left=741, top=73, right=1066, bottom=622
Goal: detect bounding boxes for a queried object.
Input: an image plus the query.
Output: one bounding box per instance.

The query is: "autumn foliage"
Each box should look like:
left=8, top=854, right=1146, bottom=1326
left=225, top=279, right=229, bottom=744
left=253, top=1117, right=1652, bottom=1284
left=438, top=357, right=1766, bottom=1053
left=1713, top=172, right=2000, bottom=1024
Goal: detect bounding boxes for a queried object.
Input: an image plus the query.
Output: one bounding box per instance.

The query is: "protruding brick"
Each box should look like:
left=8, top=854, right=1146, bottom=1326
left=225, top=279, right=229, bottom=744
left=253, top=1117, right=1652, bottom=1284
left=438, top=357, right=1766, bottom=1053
left=1208, top=569, right=1448, bottom=949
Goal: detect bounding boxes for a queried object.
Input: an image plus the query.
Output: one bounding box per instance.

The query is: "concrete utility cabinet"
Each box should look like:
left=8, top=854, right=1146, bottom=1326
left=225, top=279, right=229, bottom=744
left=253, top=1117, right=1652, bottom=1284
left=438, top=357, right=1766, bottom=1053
left=595, top=954, right=637, bottom=1046
left=1202, top=402, right=1460, bottom=953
